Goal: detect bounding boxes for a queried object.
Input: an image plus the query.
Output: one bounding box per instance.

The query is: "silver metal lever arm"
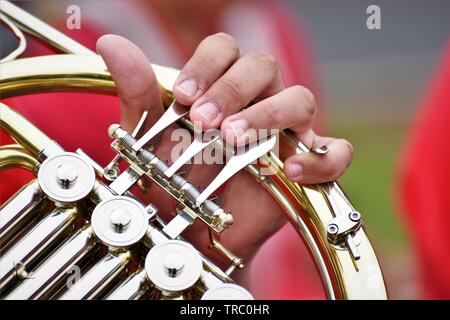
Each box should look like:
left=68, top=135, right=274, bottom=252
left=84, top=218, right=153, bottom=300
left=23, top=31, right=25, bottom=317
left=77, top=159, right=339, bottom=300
left=103, top=111, right=149, bottom=179
left=131, top=110, right=149, bottom=138
left=108, top=167, right=142, bottom=195
left=164, top=133, right=220, bottom=178
left=132, top=101, right=189, bottom=152
left=196, top=136, right=277, bottom=206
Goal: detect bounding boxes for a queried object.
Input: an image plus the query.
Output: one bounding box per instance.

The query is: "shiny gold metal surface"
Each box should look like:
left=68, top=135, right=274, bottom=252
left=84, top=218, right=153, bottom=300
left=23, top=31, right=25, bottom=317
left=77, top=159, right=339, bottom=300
left=0, top=102, right=56, bottom=157
left=0, top=1, right=387, bottom=300
left=0, top=144, right=38, bottom=172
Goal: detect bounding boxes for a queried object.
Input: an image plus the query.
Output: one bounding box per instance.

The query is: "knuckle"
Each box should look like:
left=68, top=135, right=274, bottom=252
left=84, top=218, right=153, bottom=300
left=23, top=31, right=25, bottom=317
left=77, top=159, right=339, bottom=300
left=211, top=32, right=240, bottom=56
left=262, top=101, right=282, bottom=126
left=291, top=85, right=316, bottom=117
left=247, top=49, right=278, bottom=73
left=216, top=77, right=243, bottom=103
left=214, top=32, right=236, bottom=44
left=193, top=54, right=217, bottom=74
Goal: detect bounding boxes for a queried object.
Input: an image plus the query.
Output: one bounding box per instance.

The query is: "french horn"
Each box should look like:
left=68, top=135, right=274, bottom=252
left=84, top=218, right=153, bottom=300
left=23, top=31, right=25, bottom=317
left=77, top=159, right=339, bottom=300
left=0, top=1, right=387, bottom=300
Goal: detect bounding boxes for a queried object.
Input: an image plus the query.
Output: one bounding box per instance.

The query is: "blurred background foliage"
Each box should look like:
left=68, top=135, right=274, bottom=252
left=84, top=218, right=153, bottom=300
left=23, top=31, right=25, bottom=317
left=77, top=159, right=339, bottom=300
left=288, top=0, right=449, bottom=297
left=3, top=0, right=449, bottom=299
left=334, top=124, right=406, bottom=247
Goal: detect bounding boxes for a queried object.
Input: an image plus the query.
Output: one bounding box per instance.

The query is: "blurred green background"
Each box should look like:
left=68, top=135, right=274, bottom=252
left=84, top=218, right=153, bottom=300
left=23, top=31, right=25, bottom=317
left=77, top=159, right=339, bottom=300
left=5, top=0, right=450, bottom=299
left=288, top=0, right=449, bottom=298
left=333, top=123, right=406, bottom=248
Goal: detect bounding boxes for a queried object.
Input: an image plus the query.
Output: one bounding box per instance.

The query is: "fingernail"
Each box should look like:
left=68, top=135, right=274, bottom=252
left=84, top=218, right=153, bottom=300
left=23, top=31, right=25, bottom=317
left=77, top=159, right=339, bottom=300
left=227, top=119, right=248, bottom=137
left=284, top=163, right=303, bottom=178
left=194, top=101, right=219, bottom=122
left=176, top=79, right=198, bottom=97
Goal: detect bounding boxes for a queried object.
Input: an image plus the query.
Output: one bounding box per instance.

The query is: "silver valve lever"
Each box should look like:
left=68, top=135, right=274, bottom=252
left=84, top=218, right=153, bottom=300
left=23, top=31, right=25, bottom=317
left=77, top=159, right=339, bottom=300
left=196, top=135, right=277, bottom=206
left=326, top=209, right=362, bottom=261
left=132, top=100, right=189, bottom=152
left=131, top=110, right=150, bottom=138
left=104, top=111, right=149, bottom=180
left=108, top=167, right=142, bottom=195
left=106, top=111, right=150, bottom=193
left=162, top=211, right=194, bottom=239
left=322, top=182, right=362, bottom=260
left=164, top=133, right=220, bottom=178
left=345, top=234, right=360, bottom=260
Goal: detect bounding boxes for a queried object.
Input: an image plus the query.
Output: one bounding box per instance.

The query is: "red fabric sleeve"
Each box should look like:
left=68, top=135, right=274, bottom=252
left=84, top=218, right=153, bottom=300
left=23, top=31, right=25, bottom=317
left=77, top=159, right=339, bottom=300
left=1, top=20, right=120, bottom=202
left=0, top=9, right=322, bottom=300
left=249, top=3, right=325, bottom=300
left=398, top=39, right=450, bottom=299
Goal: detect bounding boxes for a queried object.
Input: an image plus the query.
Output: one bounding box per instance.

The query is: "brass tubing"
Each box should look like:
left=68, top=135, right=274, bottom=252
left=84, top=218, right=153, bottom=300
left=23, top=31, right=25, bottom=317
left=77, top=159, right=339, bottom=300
left=0, top=180, right=47, bottom=248
left=0, top=53, right=388, bottom=299
left=0, top=144, right=38, bottom=172
left=4, top=226, right=97, bottom=300
left=0, top=0, right=93, bottom=55
left=248, top=155, right=387, bottom=299
left=0, top=207, right=78, bottom=295
left=59, top=251, right=131, bottom=300
left=0, top=103, right=54, bottom=157
left=0, top=55, right=176, bottom=99
left=105, top=269, right=150, bottom=300
left=0, top=10, right=27, bottom=63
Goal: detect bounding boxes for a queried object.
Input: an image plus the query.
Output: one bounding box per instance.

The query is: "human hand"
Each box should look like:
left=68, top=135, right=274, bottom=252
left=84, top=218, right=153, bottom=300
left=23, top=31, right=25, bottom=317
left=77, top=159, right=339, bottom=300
left=96, top=33, right=353, bottom=283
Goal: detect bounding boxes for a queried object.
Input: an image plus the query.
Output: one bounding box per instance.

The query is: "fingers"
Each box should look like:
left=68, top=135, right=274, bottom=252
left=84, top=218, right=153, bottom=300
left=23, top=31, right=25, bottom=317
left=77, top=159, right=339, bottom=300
left=190, top=49, right=284, bottom=129
left=284, top=137, right=354, bottom=184
left=218, top=81, right=352, bottom=184
left=173, top=33, right=284, bottom=130
left=218, top=80, right=352, bottom=184
left=173, top=33, right=240, bottom=105
left=97, top=32, right=351, bottom=185
left=220, top=85, right=315, bottom=144
left=96, top=34, right=163, bottom=132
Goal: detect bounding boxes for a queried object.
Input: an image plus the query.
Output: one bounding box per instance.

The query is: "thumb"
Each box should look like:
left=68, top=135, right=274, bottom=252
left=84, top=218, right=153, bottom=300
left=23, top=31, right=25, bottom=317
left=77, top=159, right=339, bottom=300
left=96, top=34, right=163, bottom=133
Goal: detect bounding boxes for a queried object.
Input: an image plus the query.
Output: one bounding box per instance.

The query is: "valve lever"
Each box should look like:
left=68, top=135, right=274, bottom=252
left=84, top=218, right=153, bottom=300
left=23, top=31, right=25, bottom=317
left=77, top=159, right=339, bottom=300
left=104, top=111, right=149, bottom=179
left=164, top=133, right=220, bottom=178
left=75, top=148, right=104, bottom=175
left=109, top=167, right=142, bottom=195
left=310, top=145, right=329, bottom=156
left=132, top=101, right=189, bottom=152
left=345, top=234, right=360, bottom=260
left=162, top=211, right=194, bottom=239
left=131, top=110, right=149, bottom=138
left=196, top=136, right=276, bottom=206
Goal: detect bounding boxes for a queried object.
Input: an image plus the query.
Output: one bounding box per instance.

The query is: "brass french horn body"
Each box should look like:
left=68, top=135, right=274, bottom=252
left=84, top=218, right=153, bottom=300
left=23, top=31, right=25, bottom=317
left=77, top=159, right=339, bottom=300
left=0, top=1, right=387, bottom=300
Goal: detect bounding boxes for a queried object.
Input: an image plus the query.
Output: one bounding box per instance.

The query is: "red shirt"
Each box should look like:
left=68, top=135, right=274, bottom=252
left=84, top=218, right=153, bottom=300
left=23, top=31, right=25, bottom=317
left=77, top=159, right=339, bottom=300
left=398, top=39, right=450, bottom=299
left=1, top=2, right=322, bottom=299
